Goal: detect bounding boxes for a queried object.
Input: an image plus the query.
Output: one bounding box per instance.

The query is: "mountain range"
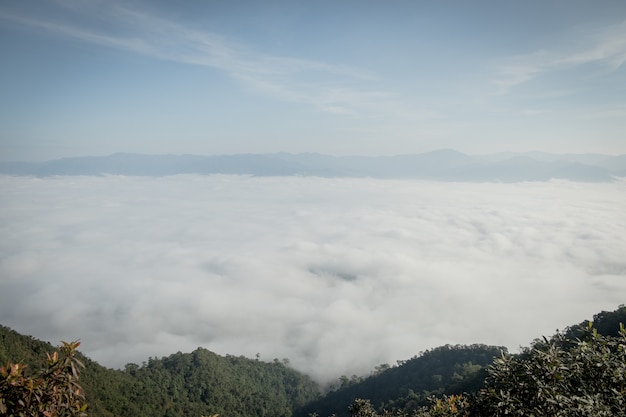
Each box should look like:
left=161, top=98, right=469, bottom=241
left=2, top=150, right=625, bottom=182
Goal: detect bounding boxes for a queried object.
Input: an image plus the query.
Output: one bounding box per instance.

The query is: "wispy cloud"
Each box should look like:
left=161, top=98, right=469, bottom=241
left=493, top=20, right=626, bottom=94
left=0, top=13, right=156, bottom=55
left=0, top=2, right=389, bottom=116
left=581, top=104, right=626, bottom=120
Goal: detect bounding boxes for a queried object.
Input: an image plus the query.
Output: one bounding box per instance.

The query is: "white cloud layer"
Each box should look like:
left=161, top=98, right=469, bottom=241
left=1, top=175, right=625, bottom=382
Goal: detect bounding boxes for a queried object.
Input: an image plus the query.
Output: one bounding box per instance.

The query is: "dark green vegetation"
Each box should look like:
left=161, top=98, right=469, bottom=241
left=0, top=328, right=319, bottom=417
left=2, top=305, right=625, bottom=417
left=294, top=344, right=503, bottom=417
left=347, top=312, right=626, bottom=417
left=1, top=340, right=87, bottom=417
left=297, top=305, right=626, bottom=417
left=472, top=323, right=626, bottom=416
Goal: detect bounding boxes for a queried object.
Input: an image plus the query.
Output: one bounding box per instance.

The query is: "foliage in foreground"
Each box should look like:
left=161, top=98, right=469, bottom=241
left=346, top=322, right=626, bottom=417
left=0, top=325, right=320, bottom=417
left=1, top=306, right=624, bottom=417
left=0, top=341, right=87, bottom=417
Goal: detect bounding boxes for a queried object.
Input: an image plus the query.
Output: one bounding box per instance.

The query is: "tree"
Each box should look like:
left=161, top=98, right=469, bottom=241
left=343, top=322, right=626, bottom=417
left=348, top=399, right=388, bottom=417
left=476, top=322, right=626, bottom=417
left=0, top=341, right=87, bottom=417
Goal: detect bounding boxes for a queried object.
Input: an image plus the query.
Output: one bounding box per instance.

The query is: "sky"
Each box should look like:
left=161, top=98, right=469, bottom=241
left=1, top=175, right=625, bottom=382
left=1, top=0, right=626, bottom=161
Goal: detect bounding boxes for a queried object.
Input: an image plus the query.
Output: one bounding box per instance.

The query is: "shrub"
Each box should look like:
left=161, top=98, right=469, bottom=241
left=0, top=341, right=87, bottom=417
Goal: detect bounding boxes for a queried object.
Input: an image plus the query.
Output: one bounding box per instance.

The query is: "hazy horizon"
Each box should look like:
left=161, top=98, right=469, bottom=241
left=3, top=149, right=626, bottom=164
left=2, top=1, right=626, bottom=160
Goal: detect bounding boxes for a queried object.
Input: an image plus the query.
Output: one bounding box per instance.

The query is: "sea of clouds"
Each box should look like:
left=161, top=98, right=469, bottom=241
left=1, top=175, right=625, bottom=383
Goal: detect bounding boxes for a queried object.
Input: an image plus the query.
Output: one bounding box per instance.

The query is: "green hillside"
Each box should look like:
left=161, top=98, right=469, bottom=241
left=300, top=305, right=626, bottom=417
left=0, top=325, right=320, bottom=417
left=294, top=344, right=504, bottom=417
left=2, top=305, right=625, bottom=417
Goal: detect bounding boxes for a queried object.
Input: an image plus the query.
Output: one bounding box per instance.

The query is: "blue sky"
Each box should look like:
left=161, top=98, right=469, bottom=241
left=1, top=0, right=625, bottom=161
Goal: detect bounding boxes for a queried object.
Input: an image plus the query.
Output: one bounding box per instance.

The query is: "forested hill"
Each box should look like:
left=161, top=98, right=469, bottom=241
left=0, top=325, right=320, bottom=417
left=294, top=344, right=504, bottom=417
left=2, top=305, right=625, bottom=417
left=296, top=305, right=626, bottom=417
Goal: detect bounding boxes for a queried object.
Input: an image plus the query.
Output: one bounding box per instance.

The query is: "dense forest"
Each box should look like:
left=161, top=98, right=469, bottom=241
left=0, top=329, right=319, bottom=417
left=294, top=344, right=504, bottom=417
left=1, top=305, right=625, bottom=417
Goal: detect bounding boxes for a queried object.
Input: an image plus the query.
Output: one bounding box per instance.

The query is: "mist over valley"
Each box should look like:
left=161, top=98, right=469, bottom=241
left=1, top=172, right=624, bottom=383
left=2, top=0, right=626, bottom=397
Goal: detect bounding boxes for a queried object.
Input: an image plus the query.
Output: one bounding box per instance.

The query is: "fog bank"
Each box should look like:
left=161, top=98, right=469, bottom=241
left=0, top=175, right=624, bottom=382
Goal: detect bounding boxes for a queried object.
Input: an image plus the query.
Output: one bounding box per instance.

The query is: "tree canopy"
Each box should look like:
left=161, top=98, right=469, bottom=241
left=1, top=340, right=87, bottom=417
left=343, top=320, right=626, bottom=417
left=1, top=305, right=624, bottom=417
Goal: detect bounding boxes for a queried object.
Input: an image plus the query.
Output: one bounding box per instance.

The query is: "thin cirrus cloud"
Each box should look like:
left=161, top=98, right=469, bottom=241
left=0, top=3, right=388, bottom=117
left=0, top=175, right=625, bottom=383
left=493, top=20, right=626, bottom=94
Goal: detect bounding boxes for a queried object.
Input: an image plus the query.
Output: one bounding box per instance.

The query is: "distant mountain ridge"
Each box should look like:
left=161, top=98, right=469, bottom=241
left=1, top=150, right=625, bottom=182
